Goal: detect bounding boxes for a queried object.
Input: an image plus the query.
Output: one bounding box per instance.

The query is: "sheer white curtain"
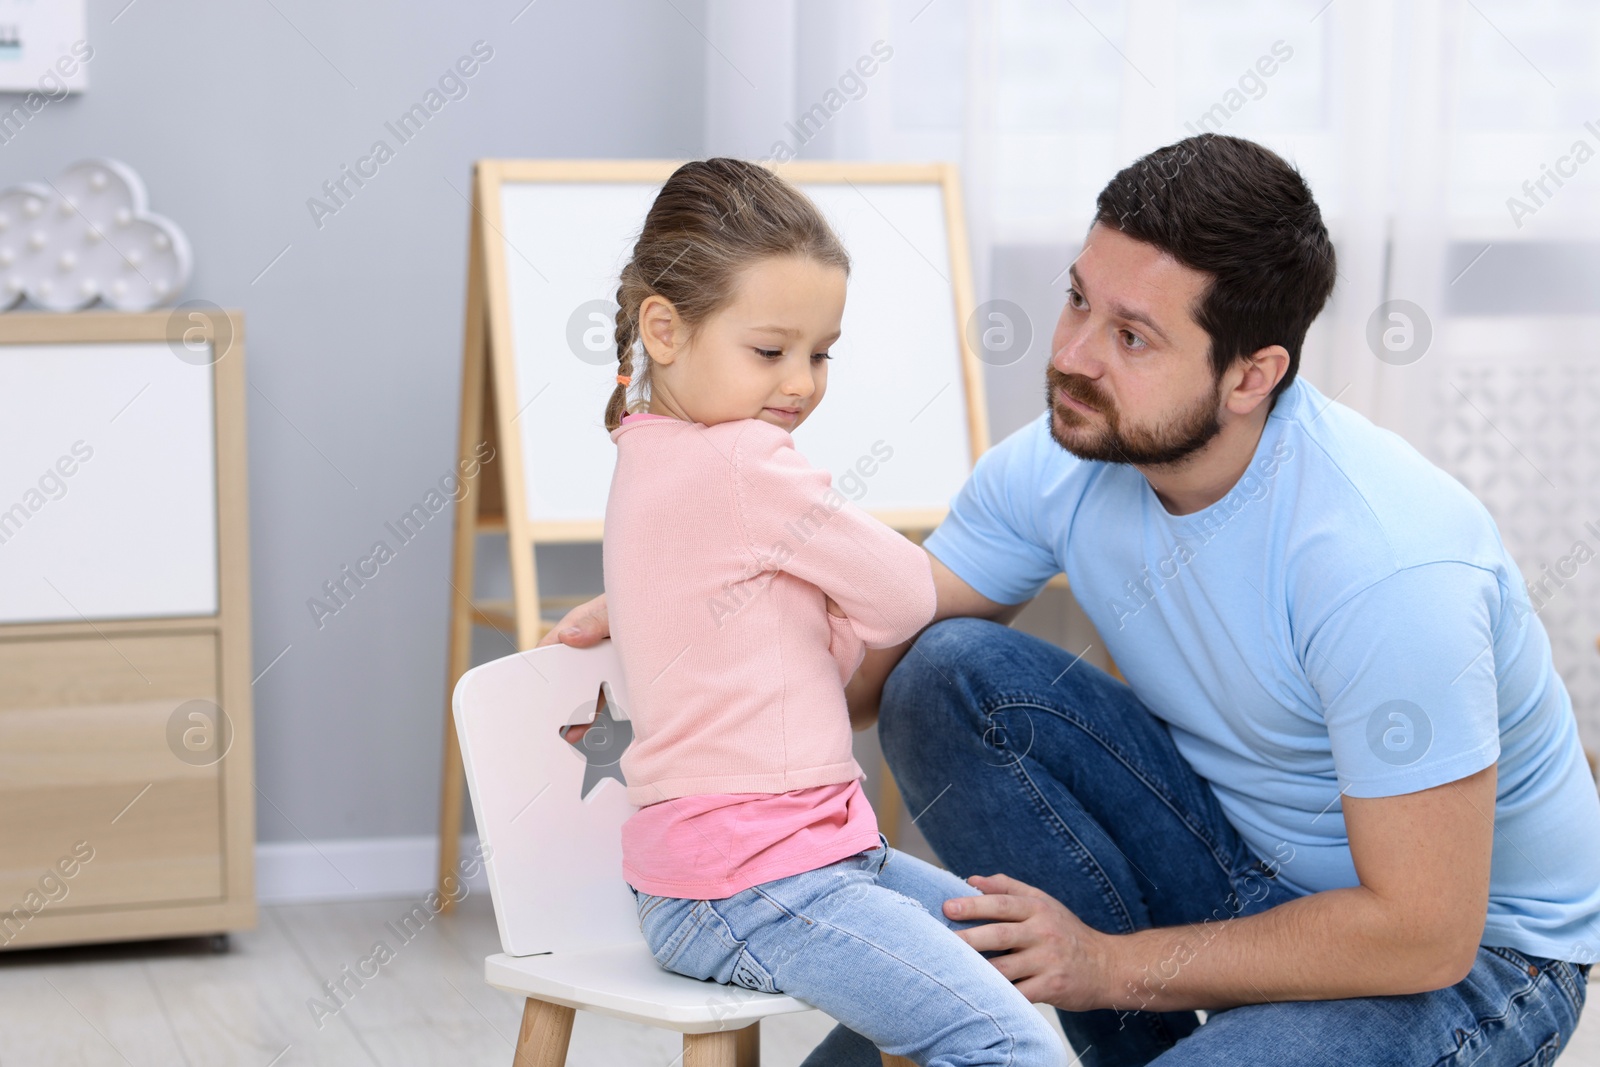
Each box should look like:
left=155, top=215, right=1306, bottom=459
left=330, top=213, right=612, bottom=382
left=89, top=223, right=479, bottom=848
left=702, top=0, right=1600, bottom=746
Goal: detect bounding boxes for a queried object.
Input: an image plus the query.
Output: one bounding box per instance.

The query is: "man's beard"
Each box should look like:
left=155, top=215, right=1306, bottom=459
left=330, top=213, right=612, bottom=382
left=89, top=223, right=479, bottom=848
left=1045, top=367, right=1224, bottom=467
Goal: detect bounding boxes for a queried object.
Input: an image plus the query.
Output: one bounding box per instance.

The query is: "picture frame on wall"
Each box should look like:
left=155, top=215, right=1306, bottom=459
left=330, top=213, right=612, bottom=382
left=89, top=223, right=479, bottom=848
left=0, top=0, right=88, bottom=96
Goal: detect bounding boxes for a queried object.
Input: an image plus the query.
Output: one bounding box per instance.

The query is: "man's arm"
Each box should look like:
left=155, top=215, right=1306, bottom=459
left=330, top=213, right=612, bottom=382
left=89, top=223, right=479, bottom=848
left=948, top=761, right=1496, bottom=1010
left=844, top=548, right=1029, bottom=731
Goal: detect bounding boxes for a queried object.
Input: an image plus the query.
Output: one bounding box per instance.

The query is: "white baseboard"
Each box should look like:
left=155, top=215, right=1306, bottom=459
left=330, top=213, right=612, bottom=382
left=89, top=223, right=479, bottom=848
left=254, top=834, right=489, bottom=905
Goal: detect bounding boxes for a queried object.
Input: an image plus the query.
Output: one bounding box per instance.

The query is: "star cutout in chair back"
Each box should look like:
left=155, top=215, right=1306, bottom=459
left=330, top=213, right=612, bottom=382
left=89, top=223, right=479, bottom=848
left=565, top=690, right=633, bottom=800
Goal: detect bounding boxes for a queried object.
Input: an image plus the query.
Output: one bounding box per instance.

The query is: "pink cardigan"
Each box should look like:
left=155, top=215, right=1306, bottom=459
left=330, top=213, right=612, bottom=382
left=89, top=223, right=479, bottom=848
left=603, top=414, right=938, bottom=808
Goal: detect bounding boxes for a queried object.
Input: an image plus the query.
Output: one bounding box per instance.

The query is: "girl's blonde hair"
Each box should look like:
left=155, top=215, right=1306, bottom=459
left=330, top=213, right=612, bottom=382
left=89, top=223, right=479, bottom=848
left=604, top=158, right=850, bottom=433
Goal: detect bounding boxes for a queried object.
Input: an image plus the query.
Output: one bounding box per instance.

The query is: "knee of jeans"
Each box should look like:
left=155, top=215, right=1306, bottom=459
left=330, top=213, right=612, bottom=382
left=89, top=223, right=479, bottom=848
left=881, top=618, right=1001, bottom=754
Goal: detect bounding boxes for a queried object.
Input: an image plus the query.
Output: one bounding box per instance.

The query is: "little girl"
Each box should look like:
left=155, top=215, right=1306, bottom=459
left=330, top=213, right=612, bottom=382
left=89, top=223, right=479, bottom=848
left=598, top=158, right=1065, bottom=1067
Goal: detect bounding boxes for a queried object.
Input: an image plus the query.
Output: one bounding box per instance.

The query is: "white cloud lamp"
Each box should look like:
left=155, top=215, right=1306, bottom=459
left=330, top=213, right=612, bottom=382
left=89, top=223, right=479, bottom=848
left=0, top=158, right=192, bottom=312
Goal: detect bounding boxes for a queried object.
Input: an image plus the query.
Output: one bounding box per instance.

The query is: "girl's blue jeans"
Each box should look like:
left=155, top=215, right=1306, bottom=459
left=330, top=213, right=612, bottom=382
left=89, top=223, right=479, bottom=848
left=628, top=831, right=1068, bottom=1066
left=800, top=616, right=1590, bottom=1067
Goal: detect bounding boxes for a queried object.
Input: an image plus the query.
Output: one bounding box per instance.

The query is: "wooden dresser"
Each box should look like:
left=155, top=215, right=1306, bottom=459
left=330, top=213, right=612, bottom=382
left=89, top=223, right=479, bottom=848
left=0, top=310, right=255, bottom=949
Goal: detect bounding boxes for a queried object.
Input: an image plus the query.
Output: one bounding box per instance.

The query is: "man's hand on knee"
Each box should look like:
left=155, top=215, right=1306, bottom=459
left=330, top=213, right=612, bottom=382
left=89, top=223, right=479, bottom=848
left=944, top=872, right=1112, bottom=1011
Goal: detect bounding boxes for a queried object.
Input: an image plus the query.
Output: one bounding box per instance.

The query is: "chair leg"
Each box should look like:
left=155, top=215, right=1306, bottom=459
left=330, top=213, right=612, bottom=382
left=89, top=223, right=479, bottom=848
left=734, top=1022, right=760, bottom=1067
left=512, top=998, right=575, bottom=1067
left=684, top=1030, right=738, bottom=1067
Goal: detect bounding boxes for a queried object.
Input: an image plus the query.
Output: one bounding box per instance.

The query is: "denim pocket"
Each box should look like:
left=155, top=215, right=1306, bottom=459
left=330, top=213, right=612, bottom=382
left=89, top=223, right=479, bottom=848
left=728, top=944, right=779, bottom=994
left=1482, top=946, right=1592, bottom=1044
left=636, top=893, right=701, bottom=969
left=747, top=883, right=813, bottom=925
left=865, top=831, right=890, bottom=873
left=1545, top=958, right=1589, bottom=1017
left=1485, top=944, right=1543, bottom=979
left=1523, top=1032, right=1563, bottom=1067
left=633, top=887, right=674, bottom=928
left=636, top=895, right=780, bottom=994
left=699, top=903, right=779, bottom=993
left=1456, top=947, right=1575, bottom=1067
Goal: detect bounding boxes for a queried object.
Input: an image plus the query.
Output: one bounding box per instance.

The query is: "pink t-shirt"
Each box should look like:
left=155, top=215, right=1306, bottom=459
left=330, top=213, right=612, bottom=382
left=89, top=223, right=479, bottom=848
left=614, top=410, right=884, bottom=898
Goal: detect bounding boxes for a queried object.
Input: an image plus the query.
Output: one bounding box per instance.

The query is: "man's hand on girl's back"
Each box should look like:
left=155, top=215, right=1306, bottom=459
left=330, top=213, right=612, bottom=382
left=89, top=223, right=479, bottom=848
left=538, top=593, right=610, bottom=649
left=543, top=594, right=610, bottom=745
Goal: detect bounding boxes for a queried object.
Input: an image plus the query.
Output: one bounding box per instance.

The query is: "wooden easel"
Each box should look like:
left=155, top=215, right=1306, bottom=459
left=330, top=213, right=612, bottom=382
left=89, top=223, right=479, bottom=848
left=435, top=161, right=992, bottom=908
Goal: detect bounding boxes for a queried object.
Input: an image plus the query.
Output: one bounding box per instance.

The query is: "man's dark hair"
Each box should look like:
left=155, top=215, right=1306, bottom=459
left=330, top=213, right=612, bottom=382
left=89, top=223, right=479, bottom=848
left=1093, top=134, right=1336, bottom=402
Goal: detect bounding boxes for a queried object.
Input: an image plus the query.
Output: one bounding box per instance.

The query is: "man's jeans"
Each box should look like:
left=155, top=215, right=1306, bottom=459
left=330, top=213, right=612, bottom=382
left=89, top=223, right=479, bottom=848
left=806, top=617, right=1591, bottom=1066
left=629, top=831, right=1065, bottom=1066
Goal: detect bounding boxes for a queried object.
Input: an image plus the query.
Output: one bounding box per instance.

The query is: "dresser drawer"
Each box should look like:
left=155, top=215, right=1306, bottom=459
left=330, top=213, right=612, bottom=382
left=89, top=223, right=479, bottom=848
left=0, top=631, right=226, bottom=912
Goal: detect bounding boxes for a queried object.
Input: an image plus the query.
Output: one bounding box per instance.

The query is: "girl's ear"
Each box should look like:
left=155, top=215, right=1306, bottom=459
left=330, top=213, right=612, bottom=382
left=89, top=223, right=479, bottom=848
left=639, top=294, right=684, bottom=365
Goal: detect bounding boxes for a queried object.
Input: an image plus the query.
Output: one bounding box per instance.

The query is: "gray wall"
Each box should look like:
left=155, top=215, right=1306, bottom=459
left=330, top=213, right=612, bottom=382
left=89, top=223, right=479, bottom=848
left=3, top=0, right=706, bottom=842
left=11, top=0, right=1104, bottom=849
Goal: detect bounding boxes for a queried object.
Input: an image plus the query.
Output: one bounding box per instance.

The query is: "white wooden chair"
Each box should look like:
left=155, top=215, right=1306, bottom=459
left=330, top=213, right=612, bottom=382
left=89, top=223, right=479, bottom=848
left=452, top=640, right=913, bottom=1067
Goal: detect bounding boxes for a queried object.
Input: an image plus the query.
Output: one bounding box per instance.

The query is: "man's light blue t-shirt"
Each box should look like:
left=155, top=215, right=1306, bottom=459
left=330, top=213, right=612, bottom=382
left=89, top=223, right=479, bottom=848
left=923, top=375, right=1600, bottom=962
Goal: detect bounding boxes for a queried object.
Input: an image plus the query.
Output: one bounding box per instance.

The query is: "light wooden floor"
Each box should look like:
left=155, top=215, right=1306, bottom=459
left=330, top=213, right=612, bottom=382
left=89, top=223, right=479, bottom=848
left=0, top=892, right=1592, bottom=1066
left=0, top=892, right=1034, bottom=1065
